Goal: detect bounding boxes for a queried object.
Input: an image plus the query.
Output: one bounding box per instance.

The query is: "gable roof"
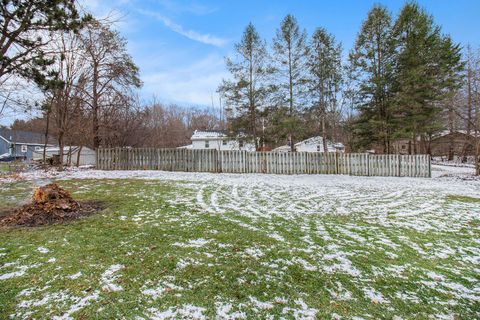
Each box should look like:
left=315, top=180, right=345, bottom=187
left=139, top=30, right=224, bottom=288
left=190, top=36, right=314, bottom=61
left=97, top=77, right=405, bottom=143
left=191, top=130, right=227, bottom=140
left=434, top=130, right=479, bottom=139
left=295, top=136, right=326, bottom=146
left=0, top=128, right=49, bottom=145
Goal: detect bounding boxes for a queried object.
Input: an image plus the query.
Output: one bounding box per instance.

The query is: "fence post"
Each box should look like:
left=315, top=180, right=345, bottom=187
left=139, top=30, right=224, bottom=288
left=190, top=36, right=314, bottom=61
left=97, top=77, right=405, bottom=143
left=366, top=153, right=370, bottom=176
left=96, top=149, right=99, bottom=169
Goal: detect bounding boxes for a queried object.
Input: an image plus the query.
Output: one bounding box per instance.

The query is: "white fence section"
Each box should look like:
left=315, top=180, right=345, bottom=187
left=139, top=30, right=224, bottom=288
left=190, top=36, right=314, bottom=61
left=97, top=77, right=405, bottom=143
left=96, top=148, right=431, bottom=178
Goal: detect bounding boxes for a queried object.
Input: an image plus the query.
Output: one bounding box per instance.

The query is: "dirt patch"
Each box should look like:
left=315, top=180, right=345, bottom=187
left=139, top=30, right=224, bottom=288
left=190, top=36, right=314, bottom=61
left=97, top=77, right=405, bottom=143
left=0, top=183, right=104, bottom=227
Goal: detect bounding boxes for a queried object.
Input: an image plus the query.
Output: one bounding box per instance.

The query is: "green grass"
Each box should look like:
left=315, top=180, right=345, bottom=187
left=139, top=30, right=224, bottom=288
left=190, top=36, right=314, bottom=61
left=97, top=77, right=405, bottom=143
left=0, top=178, right=479, bottom=319
left=0, top=162, right=27, bottom=175
left=0, top=163, right=10, bottom=173
left=446, top=194, right=480, bottom=203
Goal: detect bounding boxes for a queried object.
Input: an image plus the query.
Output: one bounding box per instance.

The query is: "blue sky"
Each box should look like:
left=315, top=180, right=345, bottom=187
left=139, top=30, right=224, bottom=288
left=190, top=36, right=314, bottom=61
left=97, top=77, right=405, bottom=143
left=1, top=1, right=475, bottom=126
left=40, top=0, right=480, bottom=110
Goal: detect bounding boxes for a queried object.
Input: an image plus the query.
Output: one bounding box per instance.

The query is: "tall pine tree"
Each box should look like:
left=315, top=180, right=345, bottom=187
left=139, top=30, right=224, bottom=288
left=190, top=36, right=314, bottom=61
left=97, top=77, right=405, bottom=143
left=271, top=15, right=309, bottom=151
left=392, top=2, right=463, bottom=154
left=349, top=5, right=395, bottom=153
left=218, top=23, right=271, bottom=149
left=307, top=27, right=342, bottom=152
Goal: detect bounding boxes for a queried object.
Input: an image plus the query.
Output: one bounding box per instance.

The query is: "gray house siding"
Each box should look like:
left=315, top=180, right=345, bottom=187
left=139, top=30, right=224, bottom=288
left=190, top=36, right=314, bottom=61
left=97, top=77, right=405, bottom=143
left=0, top=128, right=53, bottom=160
left=0, top=136, right=11, bottom=155
left=11, top=143, right=40, bottom=159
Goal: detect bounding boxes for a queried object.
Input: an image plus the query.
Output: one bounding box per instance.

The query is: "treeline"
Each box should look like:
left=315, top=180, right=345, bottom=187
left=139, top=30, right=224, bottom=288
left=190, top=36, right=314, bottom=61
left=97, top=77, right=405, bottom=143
left=11, top=102, right=224, bottom=149
left=0, top=1, right=224, bottom=157
left=219, top=2, right=477, bottom=156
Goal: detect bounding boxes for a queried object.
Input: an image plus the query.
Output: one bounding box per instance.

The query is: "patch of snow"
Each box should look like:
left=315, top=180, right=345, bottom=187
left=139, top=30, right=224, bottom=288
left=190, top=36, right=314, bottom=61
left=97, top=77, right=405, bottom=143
left=363, top=287, right=389, bottom=304
left=142, top=280, right=183, bottom=299
left=147, top=304, right=207, bottom=320
left=100, top=264, right=123, bottom=292
left=215, top=302, right=247, bottom=319
left=68, top=272, right=82, bottom=280
left=244, top=247, right=265, bottom=259
left=51, top=291, right=100, bottom=320
left=37, top=247, right=49, bottom=254
left=173, top=238, right=211, bottom=248
left=249, top=296, right=274, bottom=310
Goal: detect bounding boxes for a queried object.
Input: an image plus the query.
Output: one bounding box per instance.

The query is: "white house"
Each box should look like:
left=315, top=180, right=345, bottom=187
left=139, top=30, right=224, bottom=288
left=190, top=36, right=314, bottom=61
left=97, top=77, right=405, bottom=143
left=178, top=130, right=255, bottom=151
left=33, top=146, right=96, bottom=166
left=272, top=145, right=292, bottom=153
left=273, top=136, right=344, bottom=153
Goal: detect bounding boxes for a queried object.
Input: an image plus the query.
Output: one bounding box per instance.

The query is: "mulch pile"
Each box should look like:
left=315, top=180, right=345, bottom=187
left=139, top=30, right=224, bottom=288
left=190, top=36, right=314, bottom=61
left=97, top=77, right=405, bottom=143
left=0, top=183, right=102, bottom=227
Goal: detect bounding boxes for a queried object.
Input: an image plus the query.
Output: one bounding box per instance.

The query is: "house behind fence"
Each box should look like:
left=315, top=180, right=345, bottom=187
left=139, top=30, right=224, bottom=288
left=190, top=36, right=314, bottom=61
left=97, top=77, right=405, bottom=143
left=97, top=148, right=431, bottom=178
left=33, top=146, right=96, bottom=166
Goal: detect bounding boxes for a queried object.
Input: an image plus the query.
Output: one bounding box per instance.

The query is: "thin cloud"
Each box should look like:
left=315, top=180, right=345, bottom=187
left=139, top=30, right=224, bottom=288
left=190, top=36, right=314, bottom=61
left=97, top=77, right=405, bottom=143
left=142, top=54, right=228, bottom=106
left=139, top=9, right=227, bottom=47
left=156, top=0, right=218, bottom=15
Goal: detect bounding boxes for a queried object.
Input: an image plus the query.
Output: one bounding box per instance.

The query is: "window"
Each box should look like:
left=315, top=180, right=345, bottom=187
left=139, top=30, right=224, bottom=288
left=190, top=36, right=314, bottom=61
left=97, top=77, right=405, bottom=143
left=239, top=140, right=244, bottom=148
left=205, top=140, right=209, bottom=148
left=317, top=145, right=321, bottom=152
left=21, top=145, right=28, bottom=153
left=402, top=145, right=406, bottom=150
left=222, top=140, right=227, bottom=146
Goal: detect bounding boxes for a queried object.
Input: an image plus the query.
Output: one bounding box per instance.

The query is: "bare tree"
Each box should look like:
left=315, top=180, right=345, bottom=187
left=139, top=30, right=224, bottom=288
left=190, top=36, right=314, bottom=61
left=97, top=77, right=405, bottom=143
left=449, top=46, right=480, bottom=175
left=43, top=31, right=86, bottom=169
left=78, top=19, right=141, bottom=149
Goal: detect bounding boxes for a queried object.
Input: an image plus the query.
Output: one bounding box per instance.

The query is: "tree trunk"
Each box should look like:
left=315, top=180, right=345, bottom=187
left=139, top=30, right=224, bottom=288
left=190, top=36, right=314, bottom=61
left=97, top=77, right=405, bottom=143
left=92, top=62, right=100, bottom=149
left=67, top=146, right=72, bottom=166
left=248, top=52, right=257, bottom=150
left=76, top=145, right=83, bottom=167
left=322, top=114, right=328, bottom=153
left=467, top=62, right=473, bottom=135
left=288, top=42, right=295, bottom=152
left=476, top=145, right=479, bottom=176
left=412, top=132, right=418, bottom=155
left=43, top=108, right=50, bottom=164
left=58, top=131, right=64, bottom=171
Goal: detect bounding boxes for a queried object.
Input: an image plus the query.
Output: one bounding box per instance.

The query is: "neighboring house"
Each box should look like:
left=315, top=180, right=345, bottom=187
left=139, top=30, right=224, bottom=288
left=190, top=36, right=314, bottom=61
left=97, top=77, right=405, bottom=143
left=390, top=139, right=413, bottom=155
left=178, top=130, right=255, bottom=151
left=372, top=130, right=478, bottom=156
left=0, top=128, right=53, bottom=160
left=273, top=136, right=345, bottom=153
left=429, top=131, right=478, bottom=158
left=33, top=146, right=96, bottom=166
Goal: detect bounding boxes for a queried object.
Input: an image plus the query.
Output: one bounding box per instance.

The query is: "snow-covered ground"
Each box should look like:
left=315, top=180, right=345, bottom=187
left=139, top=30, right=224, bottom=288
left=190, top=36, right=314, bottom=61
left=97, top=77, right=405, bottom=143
left=2, top=163, right=479, bottom=187
left=1, top=164, right=479, bottom=319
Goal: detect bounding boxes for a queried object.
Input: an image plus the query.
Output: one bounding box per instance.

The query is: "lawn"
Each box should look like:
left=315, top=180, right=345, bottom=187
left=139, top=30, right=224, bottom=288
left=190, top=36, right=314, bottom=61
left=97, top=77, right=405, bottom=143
left=0, top=169, right=479, bottom=319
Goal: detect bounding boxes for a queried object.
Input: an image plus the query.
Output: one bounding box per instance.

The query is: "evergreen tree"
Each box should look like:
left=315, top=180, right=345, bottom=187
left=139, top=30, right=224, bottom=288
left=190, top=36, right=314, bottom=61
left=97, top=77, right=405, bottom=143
left=349, top=5, right=395, bottom=153
left=218, top=23, right=271, bottom=149
left=392, top=2, right=463, bottom=153
left=271, top=14, right=309, bottom=151
left=307, top=27, right=342, bottom=152
left=0, top=0, right=89, bottom=88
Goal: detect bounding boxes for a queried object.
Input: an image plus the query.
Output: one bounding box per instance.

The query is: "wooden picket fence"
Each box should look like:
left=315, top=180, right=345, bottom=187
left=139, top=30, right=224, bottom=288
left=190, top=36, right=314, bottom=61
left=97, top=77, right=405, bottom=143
left=96, top=148, right=431, bottom=177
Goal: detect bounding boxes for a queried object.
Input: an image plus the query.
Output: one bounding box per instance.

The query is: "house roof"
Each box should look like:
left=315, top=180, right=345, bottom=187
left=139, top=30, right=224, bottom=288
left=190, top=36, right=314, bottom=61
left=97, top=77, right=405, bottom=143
left=0, top=128, right=51, bottom=145
left=177, top=144, right=193, bottom=149
left=272, top=145, right=291, bottom=152
left=295, top=136, right=327, bottom=146
left=434, top=130, right=478, bottom=138
left=37, top=146, right=94, bottom=152
left=191, top=130, right=227, bottom=140
left=295, top=136, right=344, bottom=148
